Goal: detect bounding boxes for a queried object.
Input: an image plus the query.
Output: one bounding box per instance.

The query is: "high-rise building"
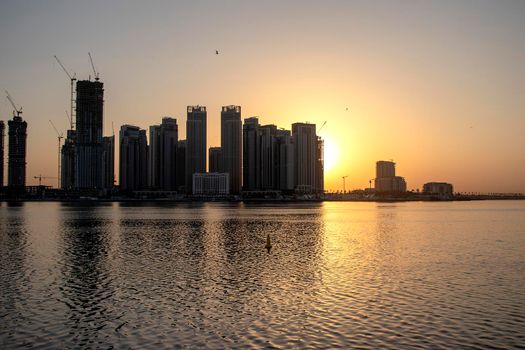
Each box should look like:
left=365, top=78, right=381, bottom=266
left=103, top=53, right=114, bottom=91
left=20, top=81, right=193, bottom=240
left=0, top=121, right=4, bottom=187
left=242, top=117, right=260, bottom=191
left=186, top=106, right=207, bottom=193
left=208, top=147, right=221, bottom=173
left=221, top=105, right=242, bottom=194
left=75, top=80, right=104, bottom=189
left=119, top=125, right=148, bottom=191
left=148, top=125, right=161, bottom=189
left=61, top=130, right=76, bottom=190
left=376, top=161, right=396, bottom=178
left=159, top=117, right=178, bottom=191
left=374, top=160, right=407, bottom=192
left=292, top=122, right=317, bottom=193
left=260, top=124, right=277, bottom=190
left=176, top=140, right=186, bottom=192
left=8, top=114, right=27, bottom=188
left=274, top=129, right=294, bottom=191
left=315, top=136, right=324, bottom=194
left=102, top=135, right=114, bottom=189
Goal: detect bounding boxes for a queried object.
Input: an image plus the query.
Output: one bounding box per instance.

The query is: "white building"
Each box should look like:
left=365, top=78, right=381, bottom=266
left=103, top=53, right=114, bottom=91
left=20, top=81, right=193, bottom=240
left=192, top=173, right=229, bottom=196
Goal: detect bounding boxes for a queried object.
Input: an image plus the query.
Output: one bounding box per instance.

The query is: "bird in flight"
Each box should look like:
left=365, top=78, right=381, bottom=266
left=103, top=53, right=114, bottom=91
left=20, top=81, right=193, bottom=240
left=345, top=107, right=349, bottom=111
left=216, top=50, right=219, bottom=55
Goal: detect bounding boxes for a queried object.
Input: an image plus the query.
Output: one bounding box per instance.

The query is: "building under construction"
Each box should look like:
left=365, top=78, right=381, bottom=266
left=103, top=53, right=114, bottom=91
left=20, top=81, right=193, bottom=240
left=8, top=114, right=27, bottom=188
left=61, top=129, right=76, bottom=190
left=75, top=80, right=104, bottom=189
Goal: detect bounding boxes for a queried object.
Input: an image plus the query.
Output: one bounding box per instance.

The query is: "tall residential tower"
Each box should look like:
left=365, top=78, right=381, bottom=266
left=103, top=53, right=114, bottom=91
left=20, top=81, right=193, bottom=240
left=8, top=114, right=27, bottom=188
left=221, top=105, right=242, bottom=194
left=186, top=106, right=207, bottom=192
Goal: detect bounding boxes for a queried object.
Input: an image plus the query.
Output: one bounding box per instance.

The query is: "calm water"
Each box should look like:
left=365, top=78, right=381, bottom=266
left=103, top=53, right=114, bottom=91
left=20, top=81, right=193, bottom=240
left=1, top=201, right=524, bottom=349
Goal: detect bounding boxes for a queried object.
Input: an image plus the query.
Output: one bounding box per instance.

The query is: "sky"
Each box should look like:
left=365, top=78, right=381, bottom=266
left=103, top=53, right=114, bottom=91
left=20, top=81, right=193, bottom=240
left=0, top=0, right=524, bottom=192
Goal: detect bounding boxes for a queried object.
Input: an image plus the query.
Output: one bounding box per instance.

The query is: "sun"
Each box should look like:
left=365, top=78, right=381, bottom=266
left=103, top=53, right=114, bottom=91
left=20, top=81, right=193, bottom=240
left=323, top=136, right=338, bottom=173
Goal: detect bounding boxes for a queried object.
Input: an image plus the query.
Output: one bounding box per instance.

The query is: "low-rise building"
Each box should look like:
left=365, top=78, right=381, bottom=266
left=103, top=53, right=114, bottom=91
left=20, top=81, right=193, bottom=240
left=423, top=182, right=453, bottom=196
left=192, top=172, right=229, bottom=196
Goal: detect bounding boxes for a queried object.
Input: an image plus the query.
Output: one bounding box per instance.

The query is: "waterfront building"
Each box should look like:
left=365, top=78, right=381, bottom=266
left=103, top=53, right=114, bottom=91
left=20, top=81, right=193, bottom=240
left=7, top=114, right=27, bottom=188
left=274, top=129, right=295, bottom=191
left=61, top=130, right=76, bottom=190
left=260, top=124, right=277, bottom=190
left=148, top=125, right=161, bottom=189
left=159, top=117, right=178, bottom=191
left=0, top=121, right=4, bottom=187
left=423, top=182, right=454, bottom=196
left=75, top=80, right=104, bottom=189
left=292, top=122, right=317, bottom=193
left=242, top=117, right=260, bottom=191
left=176, top=140, right=186, bottom=192
left=208, top=147, right=221, bottom=173
left=192, top=172, right=229, bottom=196
left=374, top=160, right=407, bottom=192
left=316, top=136, right=324, bottom=193
left=186, top=106, right=207, bottom=193
left=102, top=135, right=114, bottom=189
left=119, top=125, right=148, bottom=191
left=220, top=105, right=242, bottom=194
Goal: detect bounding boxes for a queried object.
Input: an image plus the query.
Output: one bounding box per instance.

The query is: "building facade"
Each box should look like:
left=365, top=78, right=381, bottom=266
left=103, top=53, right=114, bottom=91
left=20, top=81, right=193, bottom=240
left=274, top=129, right=295, bottom=191
left=119, top=125, right=148, bottom=191
left=292, top=122, right=317, bottom=193
left=192, top=172, right=229, bottom=196
left=259, top=124, right=277, bottom=190
left=159, top=117, right=178, bottom=191
left=186, top=106, right=207, bottom=193
left=315, top=136, right=324, bottom=193
left=61, top=130, right=76, bottom=190
left=208, top=147, right=221, bottom=173
left=374, top=160, right=407, bottom=192
left=0, top=121, right=4, bottom=187
left=102, top=135, right=114, bottom=189
left=423, top=182, right=453, bottom=196
left=8, top=114, right=27, bottom=188
left=221, top=105, right=242, bottom=194
left=75, top=80, right=104, bottom=189
left=176, top=140, right=186, bottom=192
left=242, top=117, right=260, bottom=191
left=148, top=125, right=161, bottom=189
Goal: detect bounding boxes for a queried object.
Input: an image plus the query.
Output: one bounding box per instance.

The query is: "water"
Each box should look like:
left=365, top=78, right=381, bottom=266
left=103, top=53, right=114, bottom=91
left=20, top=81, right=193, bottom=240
left=1, top=201, right=524, bottom=349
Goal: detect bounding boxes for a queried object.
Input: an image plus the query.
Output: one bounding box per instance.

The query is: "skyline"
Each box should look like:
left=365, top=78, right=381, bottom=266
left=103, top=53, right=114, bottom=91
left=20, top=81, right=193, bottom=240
left=1, top=1, right=524, bottom=192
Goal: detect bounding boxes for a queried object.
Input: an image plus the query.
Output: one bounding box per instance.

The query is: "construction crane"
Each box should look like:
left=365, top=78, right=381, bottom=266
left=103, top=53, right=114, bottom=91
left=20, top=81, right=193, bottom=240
left=5, top=90, right=22, bottom=117
left=54, top=55, right=76, bottom=130
left=88, top=52, right=99, bottom=81
left=318, top=121, right=327, bottom=134
left=34, top=175, right=57, bottom=186
left=49, top=120, right=64, bottom=188
left=342, top=175, right=348, bottom=193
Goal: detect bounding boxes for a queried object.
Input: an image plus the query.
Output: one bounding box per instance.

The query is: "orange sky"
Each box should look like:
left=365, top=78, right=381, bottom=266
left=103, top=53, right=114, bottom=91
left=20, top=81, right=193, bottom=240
left=1, top=1, right=524, bottom=192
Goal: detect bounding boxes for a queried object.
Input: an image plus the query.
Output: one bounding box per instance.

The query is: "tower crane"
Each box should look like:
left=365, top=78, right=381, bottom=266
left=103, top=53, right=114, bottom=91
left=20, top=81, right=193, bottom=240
left=53, top=55, right=76, bottom=130
left=318, top=121, right=327, bottom=134
left=342, top=175, right=348, bottom=193
left=88, top=52, right=99, bottom=81
left=49, top=120, right=64, bottom=188
left=5, top=90, right=22, bottom=117
left=34, top=175, right=57, bottom=186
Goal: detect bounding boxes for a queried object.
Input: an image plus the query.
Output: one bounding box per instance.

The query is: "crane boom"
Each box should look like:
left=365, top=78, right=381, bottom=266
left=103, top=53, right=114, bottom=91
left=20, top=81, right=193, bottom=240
left=88, top=52, right=99, bottom=80
left=49, top=120, right=63, bottom=137
left=54, top=55, right=75, bottom=80
left=318, top=121, right=327, bottom=133
left=5, top=90, right=22, bottom=116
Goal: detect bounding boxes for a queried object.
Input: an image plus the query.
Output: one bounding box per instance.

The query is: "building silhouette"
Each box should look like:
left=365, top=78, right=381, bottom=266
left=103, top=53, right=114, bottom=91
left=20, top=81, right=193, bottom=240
left=148, top=124, right=161, bottom=189
left=316, top=136, right=324, bottom=193
left=374, top=160, right=407, bottom=192
left=242, top=117, right=260, bottom=191
left=7, top=114, right=27, bottom=188
left=221, top=105, right=242, bottom=194
left=119, top=125, right=148, bottom=191
left=186, top=106, right=207, bottom=193
left=292, top=122, right=317, bottom=193
left=0, top=121, right=4, bottom=187
left=275, top=129, right=295, bottom=191
left=159, top=117, right=178, bottom=191
left=75, top=80, right=104, bottom=189
left=208, top=147, right=221, bottom=173
left=102, top=135, right=114, bottom=189
left=176, top=140, right=186, bottom=192
left=260, top=124, right=277, bottom=190
left=193, top=173, right=229, bottom=196
left=423, top=182, right=453, bottom=196
left=61, top=130, right=76, bottom=190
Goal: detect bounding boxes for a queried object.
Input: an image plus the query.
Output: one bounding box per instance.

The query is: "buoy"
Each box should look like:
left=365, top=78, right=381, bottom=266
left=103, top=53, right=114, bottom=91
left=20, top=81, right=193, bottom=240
left=265, top=234, right=272, bottom=253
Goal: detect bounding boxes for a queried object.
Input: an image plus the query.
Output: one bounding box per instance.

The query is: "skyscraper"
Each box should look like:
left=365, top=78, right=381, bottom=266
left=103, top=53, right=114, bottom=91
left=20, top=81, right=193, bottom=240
left=186, top=106, right=207, bottom=193
left=221, top=105, right=242, bottom=194
left=292, top=122, right=317, bottom=193
left=0, top=121, right=4, bottom=187
left=119, top=125, right=148, bottom=191
left=259, top=124, right=277, bottom=190
left=374, top=160, right=407, bottom=192
left=61, top=129, right=76, bottom=190
left=275, top=129, right=295, bottom=191
left=148, top=124, right=161, bottom=189
left=208, top=147, right=221, bottom=173
left=242, top=117, right=260, bottom=191
left=102, top=135, right=114, bottom=189
left=176, top=140, right=186, bottom=192
left=315, top=136, right=324, bottom=194
left=8, top=114, right=27, bottom=189
left=159, top=117, right=178, bottom=191
left=75, top=80, right=104, bottom=189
